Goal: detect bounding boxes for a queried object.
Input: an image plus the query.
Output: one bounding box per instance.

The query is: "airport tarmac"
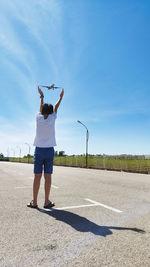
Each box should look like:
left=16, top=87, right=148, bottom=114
left=0, top=162, right=150, bottom=267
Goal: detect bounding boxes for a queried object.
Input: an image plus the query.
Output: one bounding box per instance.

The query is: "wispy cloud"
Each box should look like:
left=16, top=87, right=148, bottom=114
left=0, top=0, right=65, bottom=82
left=0, top=116, right=35, bottom=156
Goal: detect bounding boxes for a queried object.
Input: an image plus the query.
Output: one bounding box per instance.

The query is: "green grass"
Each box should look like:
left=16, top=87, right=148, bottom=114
left=8, top=156, right=150, bottom=174
left=54, top=156, right=150, bottom=173
left=9, top=157, right=34, bottom=164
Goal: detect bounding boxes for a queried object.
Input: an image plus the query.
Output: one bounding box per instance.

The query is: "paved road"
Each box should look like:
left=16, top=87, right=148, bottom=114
left=0, top=162, right=150, bottom=267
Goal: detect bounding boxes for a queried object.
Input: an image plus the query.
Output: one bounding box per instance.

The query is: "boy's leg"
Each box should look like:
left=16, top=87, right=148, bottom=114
left=33, top=173, right=42, bottom=205
left=31, top=147, right=43, bottom=206
left=44, top=173, right=52, bottom=206
left=43, top=147, right=55, bottom=207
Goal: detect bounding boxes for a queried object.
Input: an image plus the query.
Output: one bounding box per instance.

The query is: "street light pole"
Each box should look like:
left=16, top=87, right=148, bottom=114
left=11, top=148, right=15, bottom=158
left=7, top=147, right=10, bottom=158
left=16, top=146, right=22, bottom=163
left=77, top=120, right=89, bottom=168
left=25, top=143, right=31, bottom=163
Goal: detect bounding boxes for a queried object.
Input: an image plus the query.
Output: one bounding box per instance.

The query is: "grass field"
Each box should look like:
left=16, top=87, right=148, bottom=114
left=7, top=155, right=150, bottom=174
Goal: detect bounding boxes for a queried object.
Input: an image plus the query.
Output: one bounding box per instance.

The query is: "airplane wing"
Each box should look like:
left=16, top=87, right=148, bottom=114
left=39, top=84, right=60, bottom=89
left=40, top=85, right=48, bottom=88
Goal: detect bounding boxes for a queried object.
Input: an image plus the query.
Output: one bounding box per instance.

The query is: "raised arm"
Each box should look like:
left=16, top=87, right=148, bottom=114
left=38, top=86, right=44, bottom=112
left=54, top=89, right=64, bottom=113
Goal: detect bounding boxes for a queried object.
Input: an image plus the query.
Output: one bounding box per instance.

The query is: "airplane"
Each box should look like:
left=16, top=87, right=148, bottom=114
left=39, top=84, right=61, bottom=90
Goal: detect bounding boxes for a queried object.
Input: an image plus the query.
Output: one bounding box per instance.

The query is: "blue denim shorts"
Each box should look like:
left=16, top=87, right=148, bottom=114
left=34, top=147, right=54, bottom=174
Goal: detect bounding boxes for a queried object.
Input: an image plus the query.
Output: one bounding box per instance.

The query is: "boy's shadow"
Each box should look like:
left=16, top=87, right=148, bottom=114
left=38, top=208, right=145, bottom=237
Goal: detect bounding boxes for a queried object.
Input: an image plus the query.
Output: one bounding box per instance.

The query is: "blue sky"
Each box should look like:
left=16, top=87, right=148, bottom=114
left=0, top=0, right=150, bottom=156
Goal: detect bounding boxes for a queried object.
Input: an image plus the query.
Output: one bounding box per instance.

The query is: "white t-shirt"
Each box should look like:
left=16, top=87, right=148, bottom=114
left=33, top=112, right=57, bottom=147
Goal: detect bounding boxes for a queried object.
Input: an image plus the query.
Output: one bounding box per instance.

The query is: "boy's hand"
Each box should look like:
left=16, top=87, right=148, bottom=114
left=54, top=88, right=64, bottom=113
left=60, top=88, right=64, bottom=99
left=38, top=86, right=44, bottom=96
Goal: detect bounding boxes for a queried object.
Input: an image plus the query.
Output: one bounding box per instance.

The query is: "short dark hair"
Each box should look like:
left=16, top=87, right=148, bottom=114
left=41, top=103, right=53, bottom=115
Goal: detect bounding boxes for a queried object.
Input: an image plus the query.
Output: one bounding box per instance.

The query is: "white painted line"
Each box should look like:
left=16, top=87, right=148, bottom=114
left=15, top=184, right=58, bottom=189
left=52, top=203, right=96, bottom=210
left=85, top=198, right=123, bottom=213
left=28, top=177, right=58, bottom=188
left=15, top=186, right=32, bottom=189
left=52, top=185, right=59, bottom=189
left=43, top=199, right=123, bottom=212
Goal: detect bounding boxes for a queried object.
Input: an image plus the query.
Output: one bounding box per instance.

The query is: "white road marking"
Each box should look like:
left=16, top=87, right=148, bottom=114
left=52, top=185, right=59, bottom=189
left=85, top=198, right=123, bottom=213
left=43, top=199, right=123, bottom=213
left=15, top=186, right=32, bottom=189
left=48, top=204, right=96, bottom=211
left=15, top=184, right=58, bottom=189
left=28, top=177, right=58, bottom=189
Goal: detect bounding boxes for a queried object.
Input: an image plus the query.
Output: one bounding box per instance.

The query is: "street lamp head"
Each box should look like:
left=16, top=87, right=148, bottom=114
left=77, top=120, right=81, bottom=123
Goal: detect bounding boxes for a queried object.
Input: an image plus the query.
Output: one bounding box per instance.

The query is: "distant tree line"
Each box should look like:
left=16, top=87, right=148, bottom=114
left=0, top=153, right=9, bottom=161
left=22, top=151, right=66, bottom=158
left=0, top=151, right=148, bottom=161
left=55, top=151, right=66, bottom=156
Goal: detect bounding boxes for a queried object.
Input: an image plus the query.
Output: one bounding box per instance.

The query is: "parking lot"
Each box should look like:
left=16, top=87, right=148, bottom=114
left=0, top=162, right=150, bottom=267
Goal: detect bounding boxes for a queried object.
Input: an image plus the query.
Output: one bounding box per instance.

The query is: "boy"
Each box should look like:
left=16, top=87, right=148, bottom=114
left=27, top=86, right=64, bottom=209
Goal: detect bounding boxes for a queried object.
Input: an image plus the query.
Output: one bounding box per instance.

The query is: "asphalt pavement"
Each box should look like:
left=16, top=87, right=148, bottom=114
left=0, top=162, right=150, bottom=267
